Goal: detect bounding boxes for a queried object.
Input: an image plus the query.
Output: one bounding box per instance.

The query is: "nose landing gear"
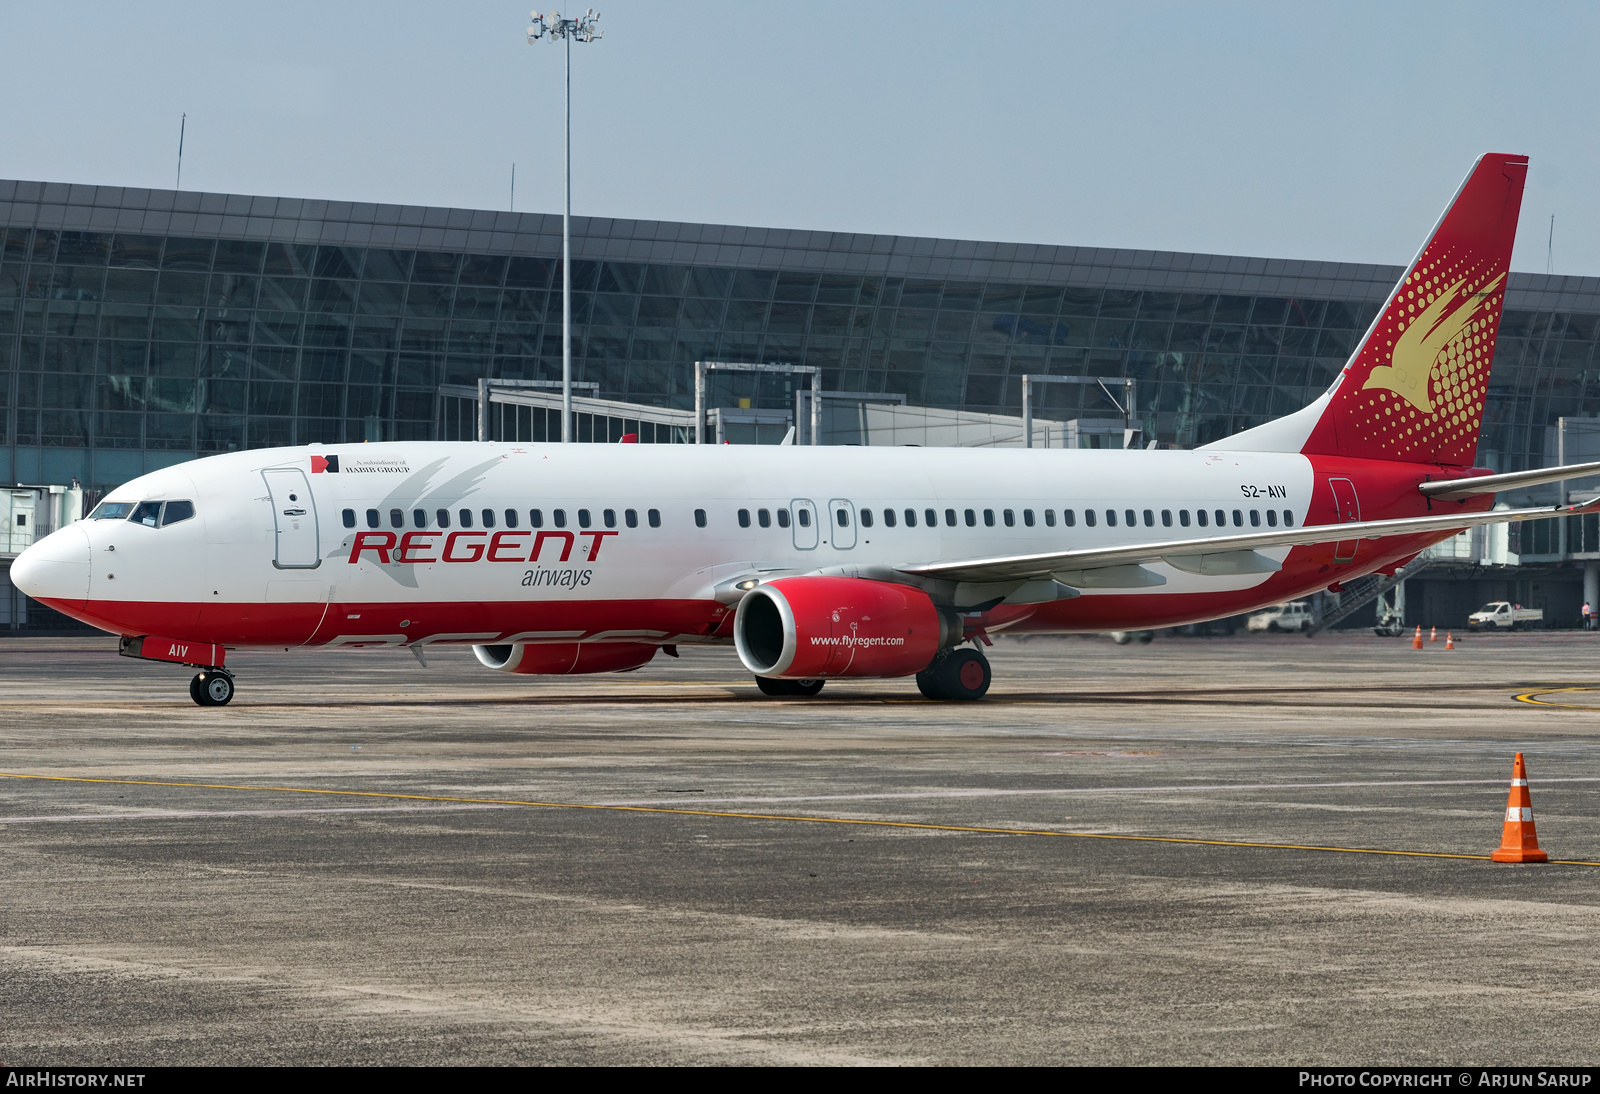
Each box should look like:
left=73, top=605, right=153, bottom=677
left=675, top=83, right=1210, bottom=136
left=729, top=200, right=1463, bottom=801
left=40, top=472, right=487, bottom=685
left=190, top=669, right=235, bottom=707
left=916, top=647, right=991, bottom=701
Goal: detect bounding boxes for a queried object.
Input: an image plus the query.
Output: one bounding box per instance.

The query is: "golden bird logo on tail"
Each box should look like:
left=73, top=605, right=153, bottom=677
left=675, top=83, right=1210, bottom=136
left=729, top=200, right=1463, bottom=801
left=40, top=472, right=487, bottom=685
left=1363, top=272, right=1505, bottom=413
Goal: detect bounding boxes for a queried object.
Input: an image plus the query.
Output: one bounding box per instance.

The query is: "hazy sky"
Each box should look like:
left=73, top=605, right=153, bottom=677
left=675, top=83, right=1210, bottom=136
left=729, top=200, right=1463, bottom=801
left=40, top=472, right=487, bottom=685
left=3, top=2, right=1597, bottom=275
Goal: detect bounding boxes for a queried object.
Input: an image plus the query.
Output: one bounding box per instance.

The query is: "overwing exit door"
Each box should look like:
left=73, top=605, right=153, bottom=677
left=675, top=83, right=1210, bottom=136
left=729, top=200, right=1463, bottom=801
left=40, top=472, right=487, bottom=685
left=263, top=468, right=321, bottom=568
left=1328, top=477, right=1360, bottom=562
left=791, top=499, right=819, bottom=550
left=828, top=499, right=856, bottom=549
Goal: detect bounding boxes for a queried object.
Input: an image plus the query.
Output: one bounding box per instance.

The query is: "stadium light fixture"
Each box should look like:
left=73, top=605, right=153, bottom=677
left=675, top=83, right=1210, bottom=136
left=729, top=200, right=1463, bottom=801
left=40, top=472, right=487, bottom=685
left=528, top=9, right=603, bottom=443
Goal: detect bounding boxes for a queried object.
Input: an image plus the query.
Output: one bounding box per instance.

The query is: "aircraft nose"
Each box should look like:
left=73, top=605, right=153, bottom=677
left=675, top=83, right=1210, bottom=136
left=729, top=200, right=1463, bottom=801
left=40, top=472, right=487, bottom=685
left=11, top=526, right=92, bottom=603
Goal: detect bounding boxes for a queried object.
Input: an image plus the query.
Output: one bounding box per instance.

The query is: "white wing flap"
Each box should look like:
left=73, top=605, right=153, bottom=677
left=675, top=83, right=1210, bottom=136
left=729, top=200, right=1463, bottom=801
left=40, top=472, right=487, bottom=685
left=897, top=499, right=1600, bottom=585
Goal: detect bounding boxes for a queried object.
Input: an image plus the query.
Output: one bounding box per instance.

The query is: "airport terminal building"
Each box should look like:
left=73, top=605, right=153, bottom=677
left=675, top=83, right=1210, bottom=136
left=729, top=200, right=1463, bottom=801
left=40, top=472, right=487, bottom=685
left=5, top=177, right=1600, bottom=629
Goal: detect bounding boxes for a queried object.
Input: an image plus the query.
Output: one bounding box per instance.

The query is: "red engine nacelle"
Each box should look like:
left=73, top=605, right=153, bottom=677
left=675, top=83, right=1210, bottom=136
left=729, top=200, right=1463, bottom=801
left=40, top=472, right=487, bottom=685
left=733, top=576, right=955, bottom=679
left=472, top=642, right=658, bottom=675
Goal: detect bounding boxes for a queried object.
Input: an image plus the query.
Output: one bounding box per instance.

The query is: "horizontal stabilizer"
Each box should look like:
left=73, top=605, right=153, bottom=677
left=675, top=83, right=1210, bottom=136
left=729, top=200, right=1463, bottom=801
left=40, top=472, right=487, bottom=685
left=1419, top=460, right=1600, bottom=500
left=898, top=498, right=1600, bottom=586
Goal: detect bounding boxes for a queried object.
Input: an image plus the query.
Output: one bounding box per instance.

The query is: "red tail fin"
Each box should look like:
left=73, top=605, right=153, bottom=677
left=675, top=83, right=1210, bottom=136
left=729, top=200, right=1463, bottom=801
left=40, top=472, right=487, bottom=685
left=1303, top=153, right=1528, bottom=465
left=1213, top=154, right=1529, bottom=465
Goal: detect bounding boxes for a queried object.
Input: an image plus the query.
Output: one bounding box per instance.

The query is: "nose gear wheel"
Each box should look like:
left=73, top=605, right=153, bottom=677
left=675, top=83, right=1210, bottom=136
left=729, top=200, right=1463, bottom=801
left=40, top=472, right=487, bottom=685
left=190, top=670, right=235, bottom=707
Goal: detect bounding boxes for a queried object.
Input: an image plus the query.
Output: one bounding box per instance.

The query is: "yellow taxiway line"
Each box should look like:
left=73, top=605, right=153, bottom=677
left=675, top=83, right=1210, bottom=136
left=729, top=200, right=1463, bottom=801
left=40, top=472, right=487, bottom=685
left=1513, top=687, right=1600, bottom=709
left=2, top=771, right=1595, bottom=866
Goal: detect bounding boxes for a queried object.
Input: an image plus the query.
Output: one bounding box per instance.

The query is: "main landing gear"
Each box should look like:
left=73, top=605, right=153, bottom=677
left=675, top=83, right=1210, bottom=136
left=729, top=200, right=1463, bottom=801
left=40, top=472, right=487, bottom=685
left=755, top=676, right=826, bottom=697
left=189, top=669, right=235, bottom=707
left=916, top=647, right=992, bottom=701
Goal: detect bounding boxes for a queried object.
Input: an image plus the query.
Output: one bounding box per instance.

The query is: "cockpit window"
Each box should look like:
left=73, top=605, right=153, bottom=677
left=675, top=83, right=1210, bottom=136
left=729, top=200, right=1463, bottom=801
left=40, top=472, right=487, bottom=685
left=160, top=500, right=195, bottom=526
left=130, top=501, right=163, bottom=527
left=90, top=502, right=134, bottom=520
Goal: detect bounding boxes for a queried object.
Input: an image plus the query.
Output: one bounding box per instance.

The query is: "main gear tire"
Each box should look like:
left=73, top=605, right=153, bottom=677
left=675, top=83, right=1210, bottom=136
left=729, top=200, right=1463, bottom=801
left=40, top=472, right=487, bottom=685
left=917, top=648, right=992, bottom=701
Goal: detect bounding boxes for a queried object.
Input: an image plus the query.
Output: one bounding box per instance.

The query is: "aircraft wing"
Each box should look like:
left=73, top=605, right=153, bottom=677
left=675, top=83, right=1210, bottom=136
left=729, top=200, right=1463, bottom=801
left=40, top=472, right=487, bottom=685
left=1419, top=460, right=1600, bottom=500
left=896, top=498, right=1600, bottom=586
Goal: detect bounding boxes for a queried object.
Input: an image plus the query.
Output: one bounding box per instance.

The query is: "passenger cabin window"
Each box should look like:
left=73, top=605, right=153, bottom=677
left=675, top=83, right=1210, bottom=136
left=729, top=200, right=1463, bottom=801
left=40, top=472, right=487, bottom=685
left=1197, top=509, right=1208, bottom=527
left=1266, top=510, right=1277, bottom=527
left=860, top=508, right=873, bottom=528
left=1023, top=509, right=1034, bottom=527
left=738, top=508, right=751, bottom=528
left=459, top=509, right=474, bottom=528
left=797, top=509, right=811, bottom=528
left=1084, top=509, right=1096, bottom=527
left=552, top=509, right=566, bottom=528
left=1215, top=509, right=1226, bottom=527
left=1044, top=509, right=1056, bottom=527
left=883, top=508, right=896, bottom=528
left=836, top=508, right=850, bottom=527
left=757, top=508, right=771, bottom=528
left=390, top=509, right=404, bottom=529
left=413, top=509, right=427, bottom=528
left=366, top=509, right=380, bottom=529
left=1250, top=510, right=1261, bottom=527
left=626, top=508, right=639, bottom=528
left=695, top=508, right=708, bottom=528
left=437, top=509, right=451, bottom=528
left=648, top=508, right=661, bottom=528
left=1106, top=510, right=1117, bottom=527
left=1125, top=509, right=1137, bottom=527
left=577, top=509, right=591, bottom=528
left=160, top=500, right=195, bottom=526
left=905, top=509, right=918, bottom=527
left=983, top=509, right=996, bottom=527
left=482, top=509, right=495, bottom=528
left=505, top=509, right=519, bottom=528
left=1283, top=510, right=1295, bottom=526
left=964, top=509, right=976, bottom=527
left=1161, top=510, right=1172, bottom=527
left=1179, top=510, right=1191, bottom=527
left=1002, top=509, right=1014, bottom=527
left=1144, top=509, right=1155, bottom=527
left=776, top=508, right=790, bottom=528
left=1232, top=509, right=1243, bottom=527
left=342, top=508, right=356, bottom=529
left=603, top=508, right=616, bottom=528
left=529, top=509, right=542, bottom=528
left=131, top=501, right=163, bottom=527
left=1062, top=509, right=1075, bottom=527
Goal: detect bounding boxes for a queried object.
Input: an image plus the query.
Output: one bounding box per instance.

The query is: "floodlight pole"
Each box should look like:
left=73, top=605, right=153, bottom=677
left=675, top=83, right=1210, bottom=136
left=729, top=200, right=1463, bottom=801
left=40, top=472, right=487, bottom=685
left=529, top=9, right=602, bottom=442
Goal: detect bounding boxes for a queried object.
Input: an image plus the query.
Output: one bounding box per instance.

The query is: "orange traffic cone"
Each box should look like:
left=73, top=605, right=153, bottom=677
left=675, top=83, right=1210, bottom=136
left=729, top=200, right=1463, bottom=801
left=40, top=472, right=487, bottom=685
left=1445, top=632, right=1455, bottom=650
left=1490, top=753, right=1548, bottom=863
left=1430, top=625, right=1438, bottom=643
left=1412, top=625, right=1423, bottom=650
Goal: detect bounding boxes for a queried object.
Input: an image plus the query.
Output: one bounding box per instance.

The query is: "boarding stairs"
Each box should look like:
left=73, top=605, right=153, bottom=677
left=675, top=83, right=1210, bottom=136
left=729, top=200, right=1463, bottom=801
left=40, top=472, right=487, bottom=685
left=1306, top=560, right=1434, bottom=637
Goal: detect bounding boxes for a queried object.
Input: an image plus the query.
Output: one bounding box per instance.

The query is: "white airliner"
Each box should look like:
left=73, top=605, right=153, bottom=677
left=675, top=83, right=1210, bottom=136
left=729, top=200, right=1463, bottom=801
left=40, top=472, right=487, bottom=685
left=13, top=153, right=1600, bottom=705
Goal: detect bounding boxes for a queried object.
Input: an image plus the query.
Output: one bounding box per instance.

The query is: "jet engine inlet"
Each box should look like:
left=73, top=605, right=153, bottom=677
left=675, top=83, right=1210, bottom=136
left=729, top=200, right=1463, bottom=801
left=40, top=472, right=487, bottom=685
left=734, top=576, right=954, bottom=679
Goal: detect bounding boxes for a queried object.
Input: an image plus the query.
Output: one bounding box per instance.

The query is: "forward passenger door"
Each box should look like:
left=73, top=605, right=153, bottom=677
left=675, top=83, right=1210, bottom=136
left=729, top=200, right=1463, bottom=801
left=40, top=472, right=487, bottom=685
left=262, top=468, right=321, bottom=568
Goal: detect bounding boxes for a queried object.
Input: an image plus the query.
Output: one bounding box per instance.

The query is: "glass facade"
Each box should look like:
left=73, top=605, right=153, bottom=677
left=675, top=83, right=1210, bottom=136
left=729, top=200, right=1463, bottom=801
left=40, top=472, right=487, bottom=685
left=3, top=179, right=1599, bottom=489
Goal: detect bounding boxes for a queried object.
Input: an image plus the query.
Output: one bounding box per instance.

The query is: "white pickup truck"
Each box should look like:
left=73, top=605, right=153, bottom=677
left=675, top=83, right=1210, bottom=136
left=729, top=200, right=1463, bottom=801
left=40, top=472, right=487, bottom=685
left=1467, top=602, right=1544, bottom=631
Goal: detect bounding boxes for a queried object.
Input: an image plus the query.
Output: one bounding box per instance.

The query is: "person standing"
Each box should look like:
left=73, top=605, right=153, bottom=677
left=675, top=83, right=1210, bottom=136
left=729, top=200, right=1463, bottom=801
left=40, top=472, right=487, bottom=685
left=1586, top=601, right=1594, bottom=631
